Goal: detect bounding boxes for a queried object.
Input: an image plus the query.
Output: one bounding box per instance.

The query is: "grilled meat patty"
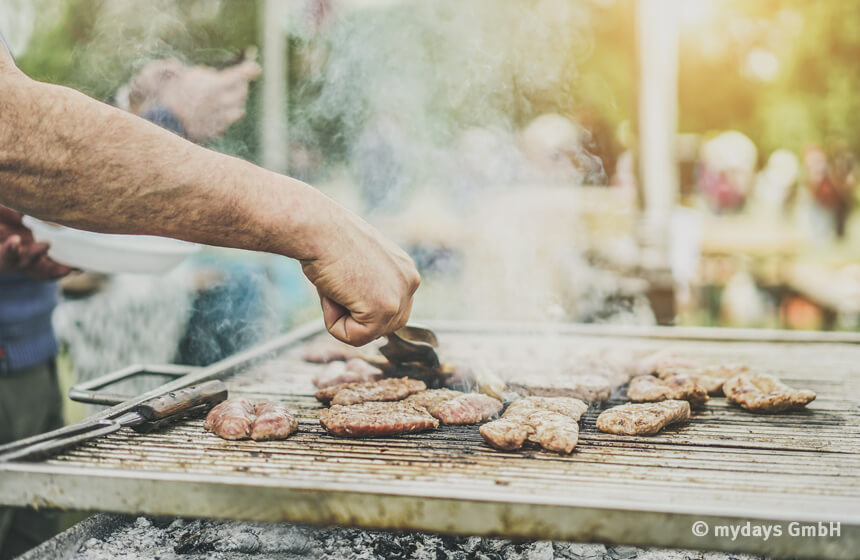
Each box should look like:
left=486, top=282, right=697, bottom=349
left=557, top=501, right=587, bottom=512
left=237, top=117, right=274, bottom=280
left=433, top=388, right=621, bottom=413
left=504, top=396, right=589, bottom=420
left=313, top=358, right=384, bottom=389
left=656, top=363, right=749, bottom=395
left=315, top=377, right=427, bottom=406
left=627, top=375, right=708, bottom=407
left=405, top=389, right=502, bottom=425
left=480, top=396, right=588, bottom=454
left=204, top=398, right=255, bottom=440
left=508, top=374, right=611, bottom=403
left=250, top=402, right=299, bottom=441
left=479, top=418, right=531, bottom=450
left=723, top=373, right=816, bottom=413
left=428, top=393, right=502, bottom=425
left=319, top=401, right=439, bottom=437
left=596, top=400, right=690, bottom=436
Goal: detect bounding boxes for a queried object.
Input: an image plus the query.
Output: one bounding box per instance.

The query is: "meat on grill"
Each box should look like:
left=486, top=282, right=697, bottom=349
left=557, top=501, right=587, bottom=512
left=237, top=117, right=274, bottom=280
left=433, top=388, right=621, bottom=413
left=204, top=398, right=255, bottom=440
left=478, top=419, right=531, bottom=450
left=504, top=396, right=588, bottom=420
left=480, top=396, right=588, bottom=454
left=627, top=375, right=709, bottom=407
left=596, top=400, right=690, bottom=436
left=205, top=399, right=299, bottom=441
left=723, top=373, right=816, bottom=413
left=319, top=401, right=439, bottom=437
left=633, top=350, right=700, bottom=377
left=250, top=402, right=299, bottom=441
left=301, top=337, right=366, bottom=363
left=657, top=363, right=749, bottom=395
left=425, top=393, right=502, bottom=425
left=313, top=358, right=384, bottom=388
left=508, top=374, right=612, bottom=403
left=315, top=377, right=427, bottom=406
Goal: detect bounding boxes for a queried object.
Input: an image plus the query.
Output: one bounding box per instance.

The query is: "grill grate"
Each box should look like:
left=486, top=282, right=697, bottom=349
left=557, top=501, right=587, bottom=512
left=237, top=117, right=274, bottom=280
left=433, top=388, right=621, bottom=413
left=2, top=323, right=859, bottom=559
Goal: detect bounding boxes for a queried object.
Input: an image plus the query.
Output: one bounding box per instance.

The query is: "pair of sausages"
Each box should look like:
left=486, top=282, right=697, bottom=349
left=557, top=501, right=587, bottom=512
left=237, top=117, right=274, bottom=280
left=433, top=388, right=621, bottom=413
left=204, top=399, right=298, bottom=441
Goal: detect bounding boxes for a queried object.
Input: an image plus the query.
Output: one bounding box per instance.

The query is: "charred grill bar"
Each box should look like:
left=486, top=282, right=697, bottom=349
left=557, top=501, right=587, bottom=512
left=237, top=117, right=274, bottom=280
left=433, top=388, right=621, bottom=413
left=1, top=321, right=858, bottom=559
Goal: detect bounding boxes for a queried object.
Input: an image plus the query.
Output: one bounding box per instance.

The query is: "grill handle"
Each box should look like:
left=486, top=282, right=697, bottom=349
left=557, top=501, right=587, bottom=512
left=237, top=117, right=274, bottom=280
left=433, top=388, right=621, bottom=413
left=68, top=364, right=201, bottom=406
left=135, top=380, right=228, bottom=422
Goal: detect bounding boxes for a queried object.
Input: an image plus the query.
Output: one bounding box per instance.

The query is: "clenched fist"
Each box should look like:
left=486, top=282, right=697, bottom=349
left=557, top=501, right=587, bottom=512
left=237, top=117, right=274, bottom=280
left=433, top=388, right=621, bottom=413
left=299, top=203, right=420, bottom=347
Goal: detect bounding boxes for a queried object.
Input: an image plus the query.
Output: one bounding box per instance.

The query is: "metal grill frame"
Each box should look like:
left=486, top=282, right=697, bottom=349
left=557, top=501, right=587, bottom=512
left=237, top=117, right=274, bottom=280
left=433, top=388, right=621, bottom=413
left=1, top=321, right=858, bottom=559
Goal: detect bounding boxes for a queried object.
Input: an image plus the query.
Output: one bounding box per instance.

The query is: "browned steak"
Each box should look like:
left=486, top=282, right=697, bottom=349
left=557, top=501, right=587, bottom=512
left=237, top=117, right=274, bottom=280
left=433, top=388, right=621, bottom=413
left=428, top=393, right=502, bottom=425
left=250, top=402, right=299, bottom=441
left=504, top=396, right=588, bottom=421
left=313, top=358, right=384, bottom=388
left=508, top=374, right=612, bottom=403
left=404, top=388, right=460, bottom=409
left=520, top=410, right=580, bottom=454
left=627, top=375, right=708, bottom=407
left=723, top=373, right=816, bottom=413
left=319, top=401, right=439, bottom=437
left=481, top=396, right=587, bottom=453
left=596, top=400, right=690, bottom=436
left=405, top=389, right=502, bottom=424
left=315, top=377, right=426, bottom=406
left=657, top=363, right=749, bottom=395
left=204, top=398, right=255, bottom=440
left=479, top=419, right=530, bottom=451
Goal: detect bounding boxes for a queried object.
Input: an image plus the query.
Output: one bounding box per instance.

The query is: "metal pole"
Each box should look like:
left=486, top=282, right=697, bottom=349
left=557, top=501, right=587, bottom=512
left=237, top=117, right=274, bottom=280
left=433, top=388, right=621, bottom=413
left=637, top=0, right=679, bottom=247
left=259, top=0, right=289, bottom=174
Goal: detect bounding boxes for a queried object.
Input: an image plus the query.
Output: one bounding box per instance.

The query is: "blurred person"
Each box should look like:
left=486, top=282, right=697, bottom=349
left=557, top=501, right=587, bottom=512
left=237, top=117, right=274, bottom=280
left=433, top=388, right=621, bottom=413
left=0, top=35, right=418, bottom=558
left=803, top=144, right=856, bottom=239
left=697, top=131, right=758, bottom=213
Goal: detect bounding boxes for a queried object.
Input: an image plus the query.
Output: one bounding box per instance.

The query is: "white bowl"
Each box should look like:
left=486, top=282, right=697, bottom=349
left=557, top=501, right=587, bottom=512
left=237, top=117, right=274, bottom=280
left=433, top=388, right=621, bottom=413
left=23, top=217, right=200, bottom=275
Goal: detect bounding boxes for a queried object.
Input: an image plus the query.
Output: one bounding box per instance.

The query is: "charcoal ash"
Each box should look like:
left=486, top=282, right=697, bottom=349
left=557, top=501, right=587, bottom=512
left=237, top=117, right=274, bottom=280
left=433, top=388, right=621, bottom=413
left=68, top=516, right=768, bottom=560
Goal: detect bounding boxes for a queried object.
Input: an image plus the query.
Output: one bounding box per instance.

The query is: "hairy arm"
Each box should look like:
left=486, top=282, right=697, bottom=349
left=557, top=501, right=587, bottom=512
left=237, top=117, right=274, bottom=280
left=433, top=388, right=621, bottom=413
left=0, top=54, right=419, bottom=345
left=0, top=58, right=324, bottom=260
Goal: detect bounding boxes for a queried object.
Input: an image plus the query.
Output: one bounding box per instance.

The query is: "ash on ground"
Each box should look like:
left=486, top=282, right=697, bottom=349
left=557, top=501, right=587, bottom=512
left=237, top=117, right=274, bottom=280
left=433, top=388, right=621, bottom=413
left=70, top=516, right=767, bottom=560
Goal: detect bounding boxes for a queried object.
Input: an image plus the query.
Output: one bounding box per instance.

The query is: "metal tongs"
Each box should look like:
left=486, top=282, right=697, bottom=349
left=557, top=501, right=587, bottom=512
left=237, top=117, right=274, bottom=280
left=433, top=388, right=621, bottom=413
left=378, top=325, right=450, bottom=387
left=0, top=380, right=227, bottom=463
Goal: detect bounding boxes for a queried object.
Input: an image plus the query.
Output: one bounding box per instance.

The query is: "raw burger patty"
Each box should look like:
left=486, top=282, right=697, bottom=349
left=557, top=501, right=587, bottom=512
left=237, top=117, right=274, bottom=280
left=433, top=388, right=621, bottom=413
left=627, top=375, right=708, bottom=407
left=723, top=373, right=815, bottom=413
left=596, top=400, right=690, bottom=436
left=481, top=396, right=588, bottom=454
left=319, top=401, right=439, bottom=437
left=315, top=377, right=426, bottom=406
left=405, top=389, right=502, bottom=425
left=250, top=402, right=299, bottom=441
left=204, top=398, right=255, bottom=440
left=313, top=358, right=383, bottom=388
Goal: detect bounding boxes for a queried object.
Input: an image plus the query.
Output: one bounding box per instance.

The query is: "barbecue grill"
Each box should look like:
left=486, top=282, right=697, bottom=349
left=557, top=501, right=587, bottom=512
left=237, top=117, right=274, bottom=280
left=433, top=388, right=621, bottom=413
left=1, top=321, right=857, bottom=559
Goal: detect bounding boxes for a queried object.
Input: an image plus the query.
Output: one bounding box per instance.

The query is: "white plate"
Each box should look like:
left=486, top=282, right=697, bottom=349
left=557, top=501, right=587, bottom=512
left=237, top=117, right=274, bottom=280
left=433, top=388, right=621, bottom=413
left=23, top=217, right=200, bottom=275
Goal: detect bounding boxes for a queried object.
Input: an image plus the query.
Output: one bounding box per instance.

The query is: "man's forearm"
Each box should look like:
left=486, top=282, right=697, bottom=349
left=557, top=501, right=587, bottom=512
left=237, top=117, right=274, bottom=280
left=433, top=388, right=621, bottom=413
left=0, top=65, right=328, bottom=261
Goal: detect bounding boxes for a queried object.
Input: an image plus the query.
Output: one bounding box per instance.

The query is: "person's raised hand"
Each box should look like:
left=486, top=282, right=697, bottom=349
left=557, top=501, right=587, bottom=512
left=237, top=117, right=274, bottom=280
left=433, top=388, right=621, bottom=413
left=299, top=206, right=420, bottom=347
left=0, top=206, right=73, bottom=280
left=127, top=57, right=261, bottom=143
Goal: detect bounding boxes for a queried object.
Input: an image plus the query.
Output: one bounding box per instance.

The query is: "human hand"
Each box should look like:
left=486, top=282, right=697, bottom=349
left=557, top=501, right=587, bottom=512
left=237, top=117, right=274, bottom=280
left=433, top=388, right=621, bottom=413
left=0, top=206, right=73, bottom=280
left=128, top=57, right=261, bottom=143
left=299, top=206, right=420, bottom=346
